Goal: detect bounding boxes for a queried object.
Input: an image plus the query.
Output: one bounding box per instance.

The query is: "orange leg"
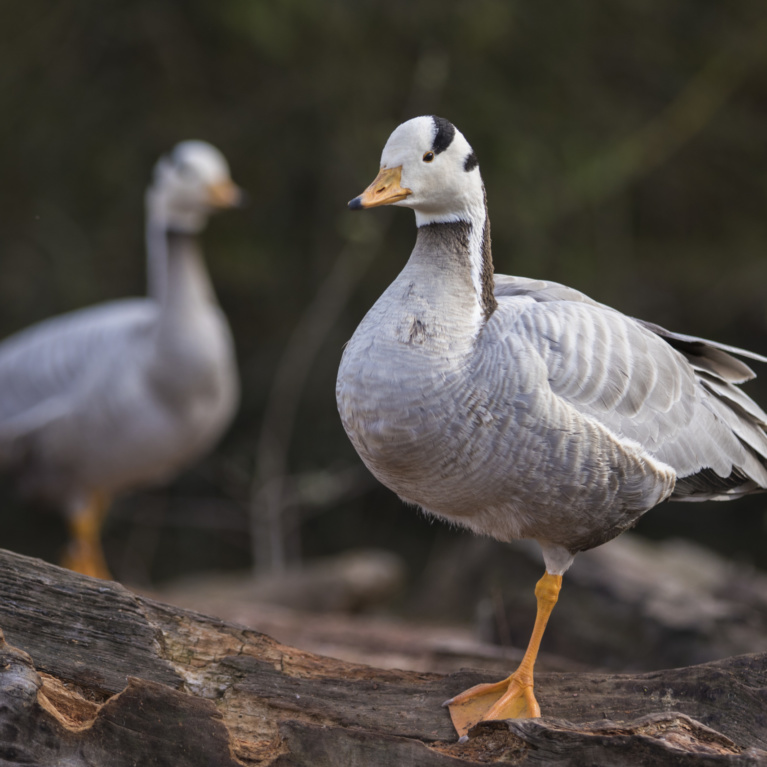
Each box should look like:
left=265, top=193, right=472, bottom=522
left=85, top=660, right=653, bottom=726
left=445, top=571, right=562, bottom=739
left=61, top=491, right=113, bottom=580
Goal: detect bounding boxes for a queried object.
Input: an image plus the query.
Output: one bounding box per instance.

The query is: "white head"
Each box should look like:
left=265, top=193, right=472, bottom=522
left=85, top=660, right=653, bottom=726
left=349, top=116, right=484, bottom=228
left=146, top=140, right=243, bottom=233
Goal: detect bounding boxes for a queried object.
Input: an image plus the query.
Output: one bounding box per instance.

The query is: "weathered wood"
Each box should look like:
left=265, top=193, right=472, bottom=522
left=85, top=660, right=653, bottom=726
left=1, top=548, right=766, bottom=765
left=0, top=551, right=182, bottom=694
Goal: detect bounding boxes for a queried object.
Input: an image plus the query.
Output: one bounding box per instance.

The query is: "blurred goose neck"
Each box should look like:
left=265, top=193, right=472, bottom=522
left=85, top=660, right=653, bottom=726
left=160, top=228, right=216, bottom=316
left=147, top=220, right=220, bottom=357
left=145, top=182, right=210, bottom=301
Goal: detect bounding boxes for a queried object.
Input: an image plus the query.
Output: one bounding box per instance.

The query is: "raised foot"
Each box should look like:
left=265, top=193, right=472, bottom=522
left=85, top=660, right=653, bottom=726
left=444, top=672, right=540, bottom=738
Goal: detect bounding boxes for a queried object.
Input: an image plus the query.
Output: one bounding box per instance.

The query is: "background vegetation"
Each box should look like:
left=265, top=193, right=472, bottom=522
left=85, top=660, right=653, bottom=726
left=1, top=0, right=767, bottom=589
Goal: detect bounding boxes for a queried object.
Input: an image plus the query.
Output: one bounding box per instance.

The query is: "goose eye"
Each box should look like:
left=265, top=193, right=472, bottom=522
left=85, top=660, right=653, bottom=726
left=422, top=151, right=435, bottom=163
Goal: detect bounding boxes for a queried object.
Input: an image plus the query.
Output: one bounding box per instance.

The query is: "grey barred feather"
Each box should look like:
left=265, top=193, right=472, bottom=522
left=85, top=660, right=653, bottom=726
left=0, top=301, right=152, bottom=427
left=487, top=274, right=767, bottom=498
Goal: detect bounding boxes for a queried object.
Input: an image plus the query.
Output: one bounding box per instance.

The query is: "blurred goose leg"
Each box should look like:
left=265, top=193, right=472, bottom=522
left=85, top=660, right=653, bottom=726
left=62, top=491, right=112, bottom=580
left=445, top=572, right=562, bottom=739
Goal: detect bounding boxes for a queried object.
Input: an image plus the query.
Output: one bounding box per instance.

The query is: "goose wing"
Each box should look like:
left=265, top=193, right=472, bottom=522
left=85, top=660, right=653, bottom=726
left=492, top=276, right=767, bottom=499
left=496, top=275, right=765, bottom=381
left=0, top=299, right=156, bottom=446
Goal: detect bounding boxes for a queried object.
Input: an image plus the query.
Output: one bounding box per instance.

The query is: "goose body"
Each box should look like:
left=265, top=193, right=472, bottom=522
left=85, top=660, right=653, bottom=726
left=0, top=141, right=241, bottom=577
left=336, top=116, right=767, bottom=735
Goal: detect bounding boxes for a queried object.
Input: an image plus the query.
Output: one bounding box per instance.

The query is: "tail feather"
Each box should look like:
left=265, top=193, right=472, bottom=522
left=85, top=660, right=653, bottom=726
left=666, top=352, right=767, bottom=501
left=637, top=322, right=767, bottom=501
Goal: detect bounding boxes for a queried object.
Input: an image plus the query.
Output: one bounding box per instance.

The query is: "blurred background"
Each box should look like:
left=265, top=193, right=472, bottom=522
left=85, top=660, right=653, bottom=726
left=2, top=0, right=767, bottom=671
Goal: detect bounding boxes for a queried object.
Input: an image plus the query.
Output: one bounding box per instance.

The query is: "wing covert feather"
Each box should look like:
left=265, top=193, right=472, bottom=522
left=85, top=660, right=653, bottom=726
left=489, top=278, right=767, bottom=494
left=0, top=299, right=155, bottom=433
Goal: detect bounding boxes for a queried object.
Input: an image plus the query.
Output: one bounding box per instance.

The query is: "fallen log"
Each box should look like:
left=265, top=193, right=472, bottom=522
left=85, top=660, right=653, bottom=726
left=0, top=548, right=765, bottom=766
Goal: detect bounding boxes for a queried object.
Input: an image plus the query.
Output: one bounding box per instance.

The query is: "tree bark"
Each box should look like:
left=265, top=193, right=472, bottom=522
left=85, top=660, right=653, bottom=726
left=0, top=548, right=765, bottom=766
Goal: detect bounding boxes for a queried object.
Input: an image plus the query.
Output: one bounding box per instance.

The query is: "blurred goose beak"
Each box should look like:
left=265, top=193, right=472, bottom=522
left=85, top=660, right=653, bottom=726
left=207, top=179, right=246, bottom=208
left=348, top=166, right=412, bottom=210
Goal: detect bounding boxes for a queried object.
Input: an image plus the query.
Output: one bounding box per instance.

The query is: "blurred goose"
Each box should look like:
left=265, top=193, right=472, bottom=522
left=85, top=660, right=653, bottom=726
left=0, top=141, right=241, bottom=579
left=337, top=116, right=767, bottom=738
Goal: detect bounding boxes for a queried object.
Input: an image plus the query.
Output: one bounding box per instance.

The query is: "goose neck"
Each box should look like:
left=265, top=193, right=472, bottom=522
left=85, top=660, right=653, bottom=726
left=413, top=190, right=496, bottom=323
left=146, top=221, right=218, bottom=345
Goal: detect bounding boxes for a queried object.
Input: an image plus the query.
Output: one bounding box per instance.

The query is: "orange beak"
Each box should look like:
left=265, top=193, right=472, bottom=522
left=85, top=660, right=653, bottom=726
left=348, top=166, right=412, bottom=210
left=207, top=179, right=244, bottom=208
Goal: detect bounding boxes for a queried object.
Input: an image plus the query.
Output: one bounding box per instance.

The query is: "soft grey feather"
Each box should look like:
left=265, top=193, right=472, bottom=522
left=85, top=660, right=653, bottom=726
left=477, top=273, right=767, bottom=496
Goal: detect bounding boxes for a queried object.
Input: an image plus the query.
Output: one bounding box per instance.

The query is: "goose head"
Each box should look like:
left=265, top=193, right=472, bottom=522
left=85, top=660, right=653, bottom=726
left=147, top=141, right=244, bottom=233
left=349, top=116, right=483, bottom=227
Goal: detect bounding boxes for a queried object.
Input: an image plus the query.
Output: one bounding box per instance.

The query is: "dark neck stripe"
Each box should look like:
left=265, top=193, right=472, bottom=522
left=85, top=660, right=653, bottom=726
left=415, top=199, right=497, bottom=323
left=464, top=151, right=478, bottom=172
left=166, top=228, right=198, bottom=243
left=165, top=230, right=202, bottom=259
left=431, top=116, right=456, bottom=154
left=480, top=186, right=497, bottom=321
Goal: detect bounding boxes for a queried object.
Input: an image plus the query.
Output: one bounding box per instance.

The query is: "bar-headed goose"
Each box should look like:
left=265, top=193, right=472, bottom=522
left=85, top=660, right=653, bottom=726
left=336, top=116, right=767, bottom=739
left=0, top=141, right=242, bottom=579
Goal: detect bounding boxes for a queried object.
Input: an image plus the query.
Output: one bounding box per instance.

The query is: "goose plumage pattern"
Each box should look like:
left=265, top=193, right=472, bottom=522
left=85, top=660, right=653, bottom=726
left=336, top=116, right=767, bottom=738
left=0, top=141, right=241, bottom=578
